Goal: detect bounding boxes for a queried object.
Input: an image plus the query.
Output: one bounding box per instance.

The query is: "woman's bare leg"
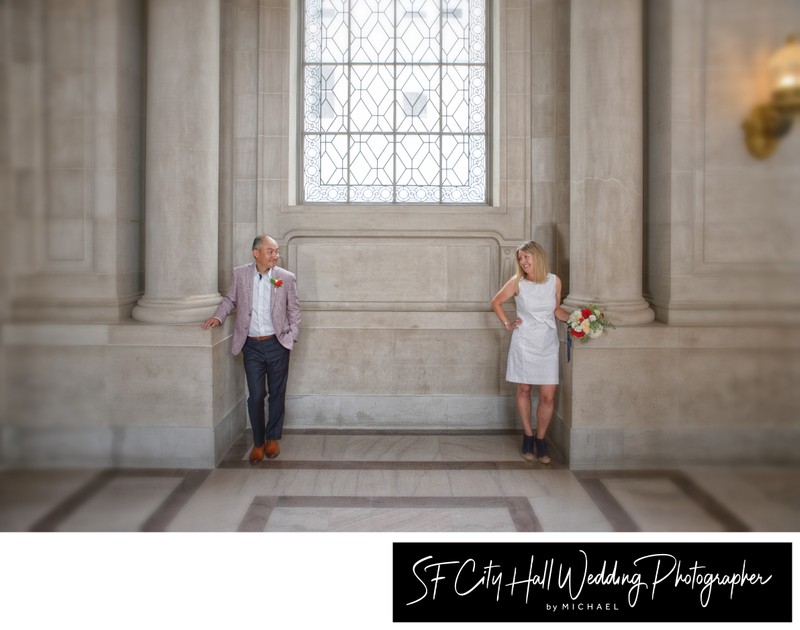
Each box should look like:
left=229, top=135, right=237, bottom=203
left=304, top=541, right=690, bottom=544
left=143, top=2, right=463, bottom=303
left=535, top=384, right=557, bottom=439
left=516, top=384, right=534, bottom=436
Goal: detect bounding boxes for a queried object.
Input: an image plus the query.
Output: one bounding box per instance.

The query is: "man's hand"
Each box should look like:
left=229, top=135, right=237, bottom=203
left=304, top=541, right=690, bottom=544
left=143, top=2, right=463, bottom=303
left=201, top=317, right=221, bottom=330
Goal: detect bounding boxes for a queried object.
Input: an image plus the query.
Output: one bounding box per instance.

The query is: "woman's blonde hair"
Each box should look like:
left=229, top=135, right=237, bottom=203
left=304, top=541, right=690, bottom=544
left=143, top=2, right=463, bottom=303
left=515, top=240, right=549, bottom=283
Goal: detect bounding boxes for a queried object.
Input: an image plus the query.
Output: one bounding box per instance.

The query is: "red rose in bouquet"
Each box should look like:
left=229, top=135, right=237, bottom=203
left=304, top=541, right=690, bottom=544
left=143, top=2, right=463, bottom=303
left=567, top=304, right=615, bottom=344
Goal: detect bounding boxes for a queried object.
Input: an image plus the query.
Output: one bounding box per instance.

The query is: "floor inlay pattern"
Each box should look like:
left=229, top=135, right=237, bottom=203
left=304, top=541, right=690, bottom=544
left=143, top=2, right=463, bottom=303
left=237, top=495, right=542, bottom=532
left=2, top=430, right=797, bottom=532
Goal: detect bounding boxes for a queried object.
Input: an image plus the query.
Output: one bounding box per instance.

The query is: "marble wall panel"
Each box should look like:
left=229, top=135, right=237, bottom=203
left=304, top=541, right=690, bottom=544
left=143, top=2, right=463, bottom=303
left=285, top=395, right=343, bottom=428
left=261, top=4, right=288, bottom=51
left=212, top=399, right=247, bottom=464
left=530, top=52, right=553, bottom=96
left=444, top=396, right=517, bottom=429
left=531, top=138, right=554, bottom=183
left=284, top=394, right=516, bottom=430
left=506, top=138, right=527, bottom=182
left=0, top=425, right=221, bottom=469
left=570, top=347, right=682, bottom=430
left=285, top=316, right=511, bottom=421
left=1, top=320, right=244, bottom=467
left=678, top=347, right=800, bottom=428
left=234, top=137, right=258, bottom=179
left=648, top=0, right=800, bottom=322
left=1, top=426, right=116, bottom=469
left=505, top=6, right=530, bottom=54
left=568, top=424, right=800, bottom=469
left=260, top=48, right=285, bottom=95
left=339, top=396, right=450, bottom=428
left=107, top=346, right=214, bottom=428
left=113, top=426, right=214, bottom=468
left=702, top=170, right=800, bottom=266
left=4, top=346, right=109, bottom=428
left=14, top=0, right=800, bottom=471
left=3, top=0, right=144, bottom=322
left=212, top=330, right=245, bottom=421
left=532, top=94, right=554, bottom=138
left=288, top=329, right=396, bottom=396
left=392, top=329, right=503, bottom=396
left=562, top=326, right=800, bottom=466
left=294, top=240, right=493, bottom=306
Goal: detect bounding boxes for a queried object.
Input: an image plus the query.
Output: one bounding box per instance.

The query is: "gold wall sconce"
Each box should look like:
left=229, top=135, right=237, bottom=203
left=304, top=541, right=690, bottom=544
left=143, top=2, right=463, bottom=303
left=743, top=35, right=800, bottom=159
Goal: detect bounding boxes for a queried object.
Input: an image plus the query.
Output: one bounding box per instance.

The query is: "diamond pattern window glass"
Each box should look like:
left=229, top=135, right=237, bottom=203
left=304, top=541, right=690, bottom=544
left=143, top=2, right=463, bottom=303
left=302, top=0, right=488, bottom=204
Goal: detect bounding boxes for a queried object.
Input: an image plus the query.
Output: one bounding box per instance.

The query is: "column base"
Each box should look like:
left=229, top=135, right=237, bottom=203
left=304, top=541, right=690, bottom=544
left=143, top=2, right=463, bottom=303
left=563, top=297, right=655, bottom=326
left=132, top=294, right=222, bottom=324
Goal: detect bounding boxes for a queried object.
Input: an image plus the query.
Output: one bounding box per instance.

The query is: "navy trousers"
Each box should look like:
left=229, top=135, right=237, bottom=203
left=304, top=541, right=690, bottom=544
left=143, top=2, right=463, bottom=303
left=242, top=336, right=291, bottom=446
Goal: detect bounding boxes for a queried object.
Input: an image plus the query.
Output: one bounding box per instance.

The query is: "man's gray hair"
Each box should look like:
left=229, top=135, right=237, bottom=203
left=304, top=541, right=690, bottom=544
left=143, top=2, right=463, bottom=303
left=252, top=235, right=266, bottom=251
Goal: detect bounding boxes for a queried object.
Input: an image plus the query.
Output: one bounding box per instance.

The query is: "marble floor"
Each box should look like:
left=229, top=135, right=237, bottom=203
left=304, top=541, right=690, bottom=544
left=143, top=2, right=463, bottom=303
left=3, top=429, right=797, bottom=630
left=2, top=429, right=799, bottom=533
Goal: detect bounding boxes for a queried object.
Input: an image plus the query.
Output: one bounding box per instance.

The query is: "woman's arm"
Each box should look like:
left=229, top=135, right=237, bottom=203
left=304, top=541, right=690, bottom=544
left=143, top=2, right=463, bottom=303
left=491, top=276, right=521, bottom=331
left=553, top=275, right=570, bottom=323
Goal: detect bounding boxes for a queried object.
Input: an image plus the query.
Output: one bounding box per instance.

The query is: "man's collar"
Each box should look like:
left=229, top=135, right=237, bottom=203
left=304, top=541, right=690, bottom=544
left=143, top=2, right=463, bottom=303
left=254, top=263, right=273, bottom=277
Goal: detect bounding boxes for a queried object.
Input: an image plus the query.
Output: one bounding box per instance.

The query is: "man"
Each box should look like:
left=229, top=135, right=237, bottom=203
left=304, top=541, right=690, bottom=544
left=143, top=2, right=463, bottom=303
left=202, top=235, right=300, bottom=464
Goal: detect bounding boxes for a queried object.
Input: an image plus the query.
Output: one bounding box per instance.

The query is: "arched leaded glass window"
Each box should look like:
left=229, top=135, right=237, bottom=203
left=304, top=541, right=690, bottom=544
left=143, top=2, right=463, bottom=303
left=301, top=0, right=489, bottom=204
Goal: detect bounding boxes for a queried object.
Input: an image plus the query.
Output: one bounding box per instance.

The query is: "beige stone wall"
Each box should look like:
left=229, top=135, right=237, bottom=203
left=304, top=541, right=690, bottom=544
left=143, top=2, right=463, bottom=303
left=215, top=0, right=570, bottom=428
left=646, top=0, right=800, bottom=324
left=0, top=321, right=245, bottom=467
left=0, top=0, right=233, bottom=467
left=550, top=0, right=800, bottom=468
left=2, top=0, right=798, bottom=468
left=2, top=0, right=145, bottom=323
left=555, top=325, right=800, bottom=468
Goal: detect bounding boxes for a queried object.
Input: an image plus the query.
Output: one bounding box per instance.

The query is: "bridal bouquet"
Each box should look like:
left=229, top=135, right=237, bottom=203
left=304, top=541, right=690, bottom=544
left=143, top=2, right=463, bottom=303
left=567, top=304, right=615, bottom=343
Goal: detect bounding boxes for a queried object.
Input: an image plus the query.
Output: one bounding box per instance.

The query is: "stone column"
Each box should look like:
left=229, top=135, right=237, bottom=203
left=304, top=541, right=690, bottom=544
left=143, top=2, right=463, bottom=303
left=564, top=0, right=654, bottom=325
left=132, top=0, right=221, bottom=323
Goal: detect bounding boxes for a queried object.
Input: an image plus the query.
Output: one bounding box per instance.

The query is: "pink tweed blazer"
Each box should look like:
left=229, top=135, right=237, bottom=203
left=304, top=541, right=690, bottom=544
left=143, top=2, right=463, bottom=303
left=212, top=262, right=300, bottom=355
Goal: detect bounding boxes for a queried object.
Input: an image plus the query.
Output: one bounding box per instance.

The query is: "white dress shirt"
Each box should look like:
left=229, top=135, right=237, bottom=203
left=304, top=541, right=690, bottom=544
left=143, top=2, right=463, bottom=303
left=248, top=268, right=276, bottom=337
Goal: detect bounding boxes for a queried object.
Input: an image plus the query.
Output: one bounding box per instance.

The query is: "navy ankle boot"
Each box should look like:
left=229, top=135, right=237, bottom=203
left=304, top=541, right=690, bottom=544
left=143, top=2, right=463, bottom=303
left=534, top=438, right=551, bottom=464
left=522, top=434, right=534, bottom=461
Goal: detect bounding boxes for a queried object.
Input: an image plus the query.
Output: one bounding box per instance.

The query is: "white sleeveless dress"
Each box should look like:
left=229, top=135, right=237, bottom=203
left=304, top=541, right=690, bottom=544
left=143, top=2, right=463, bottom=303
left=506, top=273, right=559, bottom=385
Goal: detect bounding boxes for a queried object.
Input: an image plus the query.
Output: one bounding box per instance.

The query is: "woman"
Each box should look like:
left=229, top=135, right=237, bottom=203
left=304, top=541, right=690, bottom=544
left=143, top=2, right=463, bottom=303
left=491, top=241, right=570, bottom=463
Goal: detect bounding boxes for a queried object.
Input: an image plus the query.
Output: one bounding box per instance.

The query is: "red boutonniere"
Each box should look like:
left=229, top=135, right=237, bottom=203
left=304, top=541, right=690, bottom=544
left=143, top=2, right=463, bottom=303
left=270, top=277, right=283, bottom=288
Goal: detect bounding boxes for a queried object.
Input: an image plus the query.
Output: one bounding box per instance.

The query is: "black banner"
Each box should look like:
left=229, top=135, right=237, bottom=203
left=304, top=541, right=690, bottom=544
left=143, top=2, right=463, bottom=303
left=393, top=542, right=792, bottom=623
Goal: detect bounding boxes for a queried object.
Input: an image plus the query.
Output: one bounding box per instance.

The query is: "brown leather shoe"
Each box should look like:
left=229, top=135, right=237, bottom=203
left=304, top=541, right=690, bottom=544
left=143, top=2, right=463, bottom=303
left=248, top=443, right=265, bottom=464
left=265, top=439, right=280, bottom=459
